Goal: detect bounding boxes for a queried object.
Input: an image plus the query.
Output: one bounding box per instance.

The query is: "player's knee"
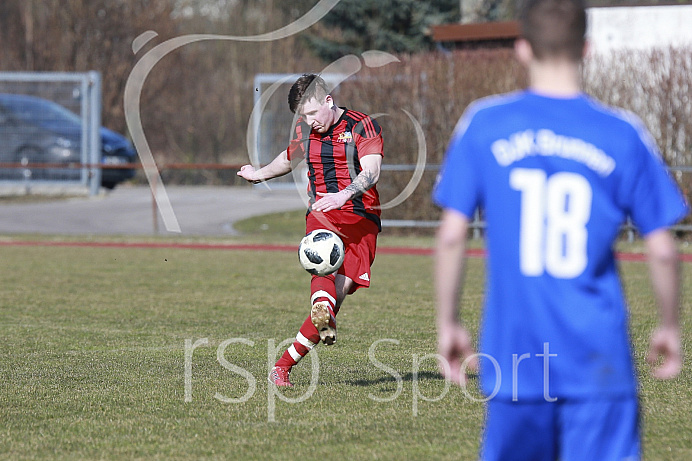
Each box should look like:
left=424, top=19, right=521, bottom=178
left=335, top=276, right=354, bottom=306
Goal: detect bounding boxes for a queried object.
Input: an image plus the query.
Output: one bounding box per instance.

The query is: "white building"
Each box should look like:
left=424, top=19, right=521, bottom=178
left=588, top=5, right=692, bottom=54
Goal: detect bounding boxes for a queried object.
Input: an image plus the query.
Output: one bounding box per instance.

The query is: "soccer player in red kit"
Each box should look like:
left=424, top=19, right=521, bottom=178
left=237, top=73, right=383, bottom=386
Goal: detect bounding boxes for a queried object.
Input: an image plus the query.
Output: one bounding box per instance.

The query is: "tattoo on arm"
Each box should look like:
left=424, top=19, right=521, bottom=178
left=343, top=170, right=377, bottom=198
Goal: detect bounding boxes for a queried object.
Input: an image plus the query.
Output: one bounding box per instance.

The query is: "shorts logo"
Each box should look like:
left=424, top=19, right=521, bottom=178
left=359, top=273, right=370, bottom=281
left=336, top=131, right=353, bottom=143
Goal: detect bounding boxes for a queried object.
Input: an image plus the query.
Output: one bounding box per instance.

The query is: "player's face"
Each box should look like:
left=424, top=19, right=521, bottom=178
left=299, top=96, right=334, bottom=134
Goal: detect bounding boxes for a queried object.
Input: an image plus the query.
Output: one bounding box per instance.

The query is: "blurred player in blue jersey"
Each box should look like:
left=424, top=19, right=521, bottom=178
left=433, top=0, right=689, bottom=459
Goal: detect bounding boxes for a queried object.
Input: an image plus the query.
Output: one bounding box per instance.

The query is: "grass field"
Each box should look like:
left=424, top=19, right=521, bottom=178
left=0, top=212, right=690, bottom=460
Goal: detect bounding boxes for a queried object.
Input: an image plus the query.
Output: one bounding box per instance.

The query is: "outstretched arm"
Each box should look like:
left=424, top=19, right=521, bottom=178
left=237, top=150, right=292, bottom=184
left=311, top=154, right=382, bottom=212
left=435, top=209, right=478, bottom=385
left=645, top=228, right=682, bottom=380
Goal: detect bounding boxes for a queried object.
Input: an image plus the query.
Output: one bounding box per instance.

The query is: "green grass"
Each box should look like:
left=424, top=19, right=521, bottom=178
left=0, top=220, right=690, bottom=460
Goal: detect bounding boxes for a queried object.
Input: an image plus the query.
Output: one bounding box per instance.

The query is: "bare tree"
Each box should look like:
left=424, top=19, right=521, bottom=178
left=0, top=0, right=180, bottom=134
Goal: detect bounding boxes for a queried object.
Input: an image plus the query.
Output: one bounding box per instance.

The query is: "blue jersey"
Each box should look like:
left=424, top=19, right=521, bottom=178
left=434, top=90, right=689, bottom=401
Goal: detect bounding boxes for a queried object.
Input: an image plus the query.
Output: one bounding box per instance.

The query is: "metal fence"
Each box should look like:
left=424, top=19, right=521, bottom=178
left=0, top=72, right=102, bottom=195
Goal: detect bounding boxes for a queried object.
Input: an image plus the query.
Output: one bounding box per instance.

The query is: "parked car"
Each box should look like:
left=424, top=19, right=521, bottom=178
left=0, top=93, right=137, bottom=189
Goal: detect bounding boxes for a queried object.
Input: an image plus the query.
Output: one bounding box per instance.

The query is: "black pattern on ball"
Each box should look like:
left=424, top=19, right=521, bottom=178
left=304, top=247, right=323, bottom=264
left=330, top=244, right=341, bottom=266
left=313, top=231, right=332, bottom=242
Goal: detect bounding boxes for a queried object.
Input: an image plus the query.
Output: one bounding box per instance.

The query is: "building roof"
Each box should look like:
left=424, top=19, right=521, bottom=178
left=432, top=20, right=520, bottom=44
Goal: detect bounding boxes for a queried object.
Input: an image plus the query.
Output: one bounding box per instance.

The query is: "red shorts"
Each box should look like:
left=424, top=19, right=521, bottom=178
left=306, top=210, right=379, bottom=291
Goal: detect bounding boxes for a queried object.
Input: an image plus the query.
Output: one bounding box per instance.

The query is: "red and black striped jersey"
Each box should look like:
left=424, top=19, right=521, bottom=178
left=287, top=108, right=384, bottom=230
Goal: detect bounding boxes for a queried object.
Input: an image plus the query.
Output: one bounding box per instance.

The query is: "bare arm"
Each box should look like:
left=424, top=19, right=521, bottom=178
left=435, top=209, right=478, bottom=385
left=237, top=150, right=292, bottom=184
left=645, top=228, right=682, bottom=379
left=311, top=154, right=382, bottom=212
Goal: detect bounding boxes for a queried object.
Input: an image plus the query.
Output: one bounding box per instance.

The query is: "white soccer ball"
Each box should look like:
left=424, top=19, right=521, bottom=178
left=298, top=229, right=345, bottom=276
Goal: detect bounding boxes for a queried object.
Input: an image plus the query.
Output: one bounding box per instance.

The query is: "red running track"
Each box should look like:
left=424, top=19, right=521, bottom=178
left=1, top=239, right=691, bottom=262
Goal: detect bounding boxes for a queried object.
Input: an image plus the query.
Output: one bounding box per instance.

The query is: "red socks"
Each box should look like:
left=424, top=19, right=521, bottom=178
left=275, top=275, right=338, bottom=368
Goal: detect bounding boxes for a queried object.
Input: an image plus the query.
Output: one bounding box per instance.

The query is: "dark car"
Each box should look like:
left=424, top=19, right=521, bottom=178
left=0, top=93, right=137, bottom=189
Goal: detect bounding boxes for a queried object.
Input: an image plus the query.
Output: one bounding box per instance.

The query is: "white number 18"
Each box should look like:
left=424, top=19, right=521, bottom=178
left=509, top=168, right=592, bottom=278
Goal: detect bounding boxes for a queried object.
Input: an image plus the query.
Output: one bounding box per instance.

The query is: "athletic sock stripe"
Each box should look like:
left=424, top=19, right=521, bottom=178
left=311, top=290, right=336, bottom=307
left=287, top=345, right=302, bottom=362
left=294, top=344, right=310, bottom=357
left=296, top=332, right=316, bottom=350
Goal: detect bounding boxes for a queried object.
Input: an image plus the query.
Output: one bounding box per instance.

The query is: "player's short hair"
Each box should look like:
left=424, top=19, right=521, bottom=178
left=518, top=0, right=586, bottom=62
left=288, top=73, right=330, bottom=114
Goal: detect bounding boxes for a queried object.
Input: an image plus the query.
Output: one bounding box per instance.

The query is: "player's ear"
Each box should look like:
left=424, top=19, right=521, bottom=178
left=514, top=38, right=533, bottom=66
left=582, top=40, right=591, bottom=59
left=325, top=94, right=335, bottom=109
